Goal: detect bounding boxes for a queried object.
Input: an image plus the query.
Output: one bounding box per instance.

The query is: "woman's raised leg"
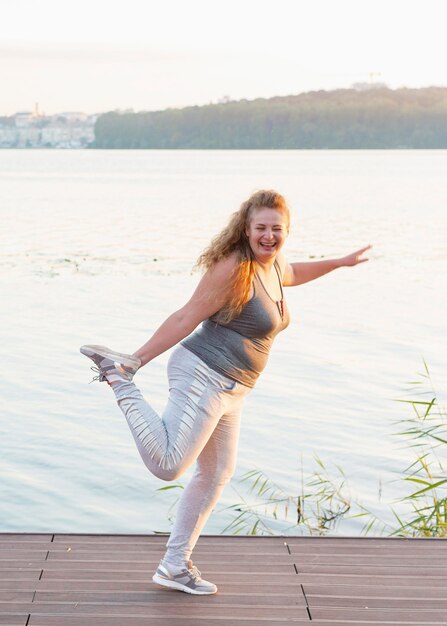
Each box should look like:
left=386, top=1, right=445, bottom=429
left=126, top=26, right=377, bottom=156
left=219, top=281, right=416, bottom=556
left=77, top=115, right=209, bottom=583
left=111, top=345, right=241, bottom=481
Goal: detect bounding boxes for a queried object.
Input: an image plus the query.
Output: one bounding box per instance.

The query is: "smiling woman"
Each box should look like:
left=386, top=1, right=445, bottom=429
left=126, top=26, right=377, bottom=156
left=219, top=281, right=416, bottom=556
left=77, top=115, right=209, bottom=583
left=194, top=190, right=290, bottom=324
left=80, top=188, right=370, bottom=595
left=247, top=209, right=288, bottom=257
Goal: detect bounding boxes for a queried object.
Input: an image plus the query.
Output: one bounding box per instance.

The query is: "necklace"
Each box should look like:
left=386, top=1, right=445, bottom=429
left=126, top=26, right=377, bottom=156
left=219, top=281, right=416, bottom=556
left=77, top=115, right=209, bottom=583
left=255, top=262, right=285, bottom=321
left=274, top=261, right=285, bottom=321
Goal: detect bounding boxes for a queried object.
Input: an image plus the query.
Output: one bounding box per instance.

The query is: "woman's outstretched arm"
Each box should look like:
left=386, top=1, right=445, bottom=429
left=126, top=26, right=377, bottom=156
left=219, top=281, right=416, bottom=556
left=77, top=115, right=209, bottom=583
left=133, top=255, right=237, bottom=367
left=280, top=245, right=372, bottom=287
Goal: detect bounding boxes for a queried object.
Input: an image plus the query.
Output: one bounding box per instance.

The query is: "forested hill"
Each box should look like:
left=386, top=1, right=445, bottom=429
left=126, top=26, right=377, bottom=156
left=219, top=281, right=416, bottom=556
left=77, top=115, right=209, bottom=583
left=92, top=87, right=447, bottom=149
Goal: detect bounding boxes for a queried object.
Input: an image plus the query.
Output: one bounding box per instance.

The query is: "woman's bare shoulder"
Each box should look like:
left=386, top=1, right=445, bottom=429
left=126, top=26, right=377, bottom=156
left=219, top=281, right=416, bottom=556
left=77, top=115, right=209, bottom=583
left=207, top=252, right=240, bottom=279
left=186, top=253, right=239, bottom=319
left=194, top=253, right=239, bottom=294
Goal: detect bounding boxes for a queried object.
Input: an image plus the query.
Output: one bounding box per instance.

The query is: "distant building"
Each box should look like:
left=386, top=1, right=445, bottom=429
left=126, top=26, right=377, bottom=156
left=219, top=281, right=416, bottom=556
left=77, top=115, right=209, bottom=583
left=0, top=109, right=96, bottom=148
left=0, top=126, right=18, bottom=148
left=14, top=112, right=34, bottom=127
left=59, top=112, right=89, bottom=122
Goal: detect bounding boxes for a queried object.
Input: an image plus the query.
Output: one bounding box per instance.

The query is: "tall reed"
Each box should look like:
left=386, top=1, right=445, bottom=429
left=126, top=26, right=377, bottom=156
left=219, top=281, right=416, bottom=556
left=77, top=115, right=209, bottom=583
left=221, top=362, right=446, bottom=536
left=158, top=362, right=446, bottom=537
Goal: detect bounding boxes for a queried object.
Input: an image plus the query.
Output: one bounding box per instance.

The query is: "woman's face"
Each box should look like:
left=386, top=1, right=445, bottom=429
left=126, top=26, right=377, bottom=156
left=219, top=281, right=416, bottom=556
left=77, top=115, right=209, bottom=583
left=245, top=207, right=289, bottom=263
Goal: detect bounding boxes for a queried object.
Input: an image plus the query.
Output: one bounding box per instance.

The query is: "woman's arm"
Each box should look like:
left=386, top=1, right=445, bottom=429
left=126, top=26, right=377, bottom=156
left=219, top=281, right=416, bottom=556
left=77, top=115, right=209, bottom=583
left=133, top=255, right=237, bottom=366
left=279, top=245, right=372, bottom=287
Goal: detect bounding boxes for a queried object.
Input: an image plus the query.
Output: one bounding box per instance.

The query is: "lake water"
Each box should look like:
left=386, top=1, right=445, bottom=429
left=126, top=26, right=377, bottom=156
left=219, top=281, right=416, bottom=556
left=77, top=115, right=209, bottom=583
left=1, top=149, right=446, bottom=536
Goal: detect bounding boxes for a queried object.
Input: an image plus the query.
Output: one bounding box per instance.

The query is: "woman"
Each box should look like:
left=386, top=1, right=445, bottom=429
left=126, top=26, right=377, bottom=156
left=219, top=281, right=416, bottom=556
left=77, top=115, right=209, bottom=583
left=81, top=189, right=370, bottom=595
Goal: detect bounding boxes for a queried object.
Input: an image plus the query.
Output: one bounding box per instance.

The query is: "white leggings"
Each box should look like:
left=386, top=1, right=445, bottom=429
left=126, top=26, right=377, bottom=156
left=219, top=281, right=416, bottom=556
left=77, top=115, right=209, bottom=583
left=112, top=344, right=250, bottom=564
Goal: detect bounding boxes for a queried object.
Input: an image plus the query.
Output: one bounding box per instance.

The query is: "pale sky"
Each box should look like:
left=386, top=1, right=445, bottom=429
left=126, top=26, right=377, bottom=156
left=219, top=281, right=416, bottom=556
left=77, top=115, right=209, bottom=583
left=1, top=0, right=446, bottom=115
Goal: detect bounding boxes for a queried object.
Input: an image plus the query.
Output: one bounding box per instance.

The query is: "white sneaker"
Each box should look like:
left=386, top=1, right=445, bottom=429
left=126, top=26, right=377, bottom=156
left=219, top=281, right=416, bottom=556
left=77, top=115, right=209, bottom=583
left=152, top=559, right=217, bottom=595
left=80, top=344, right=141, bottom=383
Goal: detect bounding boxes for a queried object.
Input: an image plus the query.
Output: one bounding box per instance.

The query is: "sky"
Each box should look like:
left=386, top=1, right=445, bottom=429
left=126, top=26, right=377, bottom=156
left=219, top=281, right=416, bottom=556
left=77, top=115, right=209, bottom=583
left=1, top=0, right=446, bottom=115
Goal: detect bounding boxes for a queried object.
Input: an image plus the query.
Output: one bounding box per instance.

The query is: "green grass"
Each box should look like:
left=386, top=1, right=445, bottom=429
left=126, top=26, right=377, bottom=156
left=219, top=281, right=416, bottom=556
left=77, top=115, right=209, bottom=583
left=354, top=361, right=447, bottom=537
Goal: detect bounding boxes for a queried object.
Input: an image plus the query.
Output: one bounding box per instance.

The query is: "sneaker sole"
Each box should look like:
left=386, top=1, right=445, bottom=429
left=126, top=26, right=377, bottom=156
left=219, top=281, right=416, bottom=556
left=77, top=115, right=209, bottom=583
left=80, top=345, right=140, bottom=370
left=152, top=573, right=217, bottom=595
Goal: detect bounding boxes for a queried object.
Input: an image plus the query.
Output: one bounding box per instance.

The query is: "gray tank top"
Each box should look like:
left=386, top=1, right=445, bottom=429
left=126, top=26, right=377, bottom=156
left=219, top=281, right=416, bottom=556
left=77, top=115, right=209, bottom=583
left=181, top=261, right=290, bottom=387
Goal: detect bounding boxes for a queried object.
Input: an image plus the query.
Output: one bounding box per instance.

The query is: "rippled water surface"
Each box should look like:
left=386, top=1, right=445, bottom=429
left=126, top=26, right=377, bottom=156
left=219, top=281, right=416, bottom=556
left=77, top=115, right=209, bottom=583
left=1, top=149, right=446, bottom=535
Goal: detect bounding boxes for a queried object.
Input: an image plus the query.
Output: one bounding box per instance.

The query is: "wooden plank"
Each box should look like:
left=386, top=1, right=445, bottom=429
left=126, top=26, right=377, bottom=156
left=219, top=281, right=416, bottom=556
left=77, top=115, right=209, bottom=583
left=0, top=593, right=34, bottom=603
left=108, top=549, right=444, bottom=561
left=0, top=571, right=41, bottom=581
left=289, top=541, right=446, bottom=551
left=52, top=535, right=284, bottom=545
left=0, top=562, right=46, bottom=571
left=296, top=572, right=447, bottom=587
left=0, top=559, right=284, bottom=577
left=0, top=543, right=53, bottom=552
left=49, top=541, right=290, bottom=556
left=307, top=595, right=447, bottom=609
left=294, top=563, right=447, bottom=576
left=34, top=580, right=302, bottom=593
left=0, top=551, right=48, bottom=561
left=288, top=543, right=446, bottom=555
left=32, top=578, right=447, bottom=598
left=0, top=616, right=29, bottom=626
left=48, top=540, right=286, bottom=548
left=29, top=617, right=309, bottom=626
left=41, top=569, right=297, bottom=582
left=46, top=551, right=292, bottom=563
left=38, top=566, right=447, bottom=587
left=52, top=536, right=286, bottom=544
left=21, top=561, right=295, bottom=574
left=287, top=536, right=446, bottom=544
left=52, top=535, right=161, bottom=543
left=310, top=622, right=447, bottom=626
left=293, top=553, right=447, bottom=565
left=310, top=606, right=447, bottom=622
left=303, top=583, right=447, bottom=599
left=40, top=568, right=153, bottom=580
left=2, top=602, right=309, bottom=619
left=34, top=590, right=306, bottom=606
left=0, top=535, right=52, bottom=543
left=49, top=544, right=289, bottom=555
left=0, top=582, right=36, bottom=591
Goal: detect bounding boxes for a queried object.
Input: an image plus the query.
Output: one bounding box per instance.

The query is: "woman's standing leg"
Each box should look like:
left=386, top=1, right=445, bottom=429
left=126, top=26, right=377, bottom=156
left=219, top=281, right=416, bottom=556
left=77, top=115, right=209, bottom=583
left=152, top=388, right=247, bottom=594
left=163, top=392, right=246, bottom=566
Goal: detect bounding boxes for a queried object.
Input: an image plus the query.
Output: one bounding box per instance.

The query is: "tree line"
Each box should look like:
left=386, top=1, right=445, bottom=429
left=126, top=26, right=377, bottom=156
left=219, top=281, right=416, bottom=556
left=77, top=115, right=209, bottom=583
left=92, top=86, right=447, bottom=149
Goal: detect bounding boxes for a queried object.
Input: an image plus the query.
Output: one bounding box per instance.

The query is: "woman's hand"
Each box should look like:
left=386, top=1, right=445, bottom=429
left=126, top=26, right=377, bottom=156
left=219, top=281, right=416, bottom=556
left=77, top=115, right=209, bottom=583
left=338, top=244, right=372, bottom=267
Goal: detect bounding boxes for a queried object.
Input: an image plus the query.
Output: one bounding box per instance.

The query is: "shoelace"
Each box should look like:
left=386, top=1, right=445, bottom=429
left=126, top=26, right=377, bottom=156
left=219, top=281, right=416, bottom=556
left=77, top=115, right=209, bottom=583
left=188, top=565, right=202, bottom=582
left=89, top=366, right=106, bottom=384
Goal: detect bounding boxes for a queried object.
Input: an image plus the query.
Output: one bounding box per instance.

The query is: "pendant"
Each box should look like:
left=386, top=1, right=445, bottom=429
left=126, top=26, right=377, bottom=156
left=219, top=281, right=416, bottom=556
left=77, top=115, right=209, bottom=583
left=277, top=299, right=284, bottom=320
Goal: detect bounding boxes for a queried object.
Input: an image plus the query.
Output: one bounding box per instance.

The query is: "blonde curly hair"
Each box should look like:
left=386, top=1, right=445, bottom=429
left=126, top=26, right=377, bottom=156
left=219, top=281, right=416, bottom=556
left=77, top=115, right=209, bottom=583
left=196, top=190, right=290, bottom=323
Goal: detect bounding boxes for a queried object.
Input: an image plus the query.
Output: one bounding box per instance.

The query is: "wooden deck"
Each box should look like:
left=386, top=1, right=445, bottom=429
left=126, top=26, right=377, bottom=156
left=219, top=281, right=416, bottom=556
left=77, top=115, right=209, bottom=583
left=1, top=533, right=446, bottom=625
